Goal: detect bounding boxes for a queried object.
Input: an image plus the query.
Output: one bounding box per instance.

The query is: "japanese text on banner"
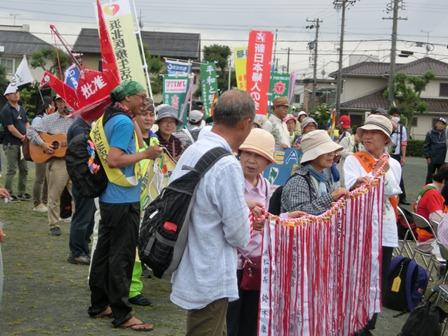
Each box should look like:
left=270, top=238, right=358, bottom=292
left=163, top=75, right=189, bottom=117
left=234, top=47, right=247, bottom=91
left=200, top=62, right=218, bottom=117
left=246, top=30, right=274, bottom=115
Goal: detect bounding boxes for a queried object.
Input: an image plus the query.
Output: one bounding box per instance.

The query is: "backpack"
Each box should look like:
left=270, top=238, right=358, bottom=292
left=65, top=110, right=126, bottom=198
left=399, top=291, right=446, bottom=336
left=139, top=147, right=230, bottom=278
left=383, top=256, right=429, bottom=312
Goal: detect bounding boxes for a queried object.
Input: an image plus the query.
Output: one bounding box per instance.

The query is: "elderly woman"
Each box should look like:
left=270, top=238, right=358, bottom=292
left=343, top=114, right=402, bottom=333
left=227, top=128, right=275, bottom=336
left=155, top=104, right=184, bottom=161
left=293, top=117, right=318, bottom=148
left=282, top=130, right=348, bottom=215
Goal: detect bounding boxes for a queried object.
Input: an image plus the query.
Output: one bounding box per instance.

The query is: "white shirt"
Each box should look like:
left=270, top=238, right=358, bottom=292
left=169, top=131, right=250, bottom=310
left=390, top=125, right=408, bottom=155
left=267, top=114, right=290, bottom=148
left=344, top=153, right=402, bottom=247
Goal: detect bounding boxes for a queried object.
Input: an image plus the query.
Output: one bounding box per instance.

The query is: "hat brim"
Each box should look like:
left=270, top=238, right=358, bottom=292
left=358, top=124, right=391, bottom=139
left=239, top=145, right=276, bottom=164
left=300, top=141, right=342, bottom=164
left=156, top=116, right=183, bottom=125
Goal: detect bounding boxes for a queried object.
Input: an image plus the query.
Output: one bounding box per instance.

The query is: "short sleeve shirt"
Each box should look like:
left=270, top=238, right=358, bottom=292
left=417, top=188, right=445, bottom=220
left=100, top=114, right=141, bottom=204
left=1, top=102, right=28, bottom=145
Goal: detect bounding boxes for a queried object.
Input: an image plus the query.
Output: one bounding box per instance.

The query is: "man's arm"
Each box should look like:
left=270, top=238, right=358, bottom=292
left=106, top=146, right=161, bottom=168
left=6, top=124, right=26, bottom=142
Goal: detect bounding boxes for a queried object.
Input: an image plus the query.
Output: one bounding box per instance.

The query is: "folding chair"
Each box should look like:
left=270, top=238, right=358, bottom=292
left=395, top=207, right=416, bottom=258
left=411, top=212, right=444, bottom=280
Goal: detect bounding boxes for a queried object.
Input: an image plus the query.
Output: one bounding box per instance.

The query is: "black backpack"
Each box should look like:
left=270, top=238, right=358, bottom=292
left=400, top=291, right=446, bottom=336
left=268, top=173, right=311, bottom=215
left=139, top=147, right=230, bottom=278
left=65, top=110, right=127, bottom=198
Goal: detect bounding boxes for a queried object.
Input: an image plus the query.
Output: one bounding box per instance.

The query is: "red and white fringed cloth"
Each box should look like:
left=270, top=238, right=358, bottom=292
left=258, top=176, right=385, bottom=336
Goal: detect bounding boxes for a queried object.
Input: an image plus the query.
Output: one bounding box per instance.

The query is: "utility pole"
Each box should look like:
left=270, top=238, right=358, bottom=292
left=286, top=47, right=291, bottom=73
left=383, top=0, right=407, bottom=108
left=273, top=29, right=279, bottom=72
left=333, top=0, right=358, bottom=116
left=307, top=18, right=322, bottom=112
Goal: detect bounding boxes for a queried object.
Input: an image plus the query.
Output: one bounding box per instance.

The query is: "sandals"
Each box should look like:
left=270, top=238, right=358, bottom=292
left=119, top=317, right=154, bottom=332
left=90, top=307, right=113, bottom=319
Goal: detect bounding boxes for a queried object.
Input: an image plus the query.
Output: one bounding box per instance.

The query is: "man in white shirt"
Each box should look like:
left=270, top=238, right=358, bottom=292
left=264, top=96, right=290, bottom=148
left=170, top=90, right=254, bottom=336
left=390, top=111, right=409, bottom=204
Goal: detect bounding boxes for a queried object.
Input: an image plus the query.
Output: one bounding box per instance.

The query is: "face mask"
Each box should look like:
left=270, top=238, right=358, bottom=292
left=391, top=116, right=400, bottom=124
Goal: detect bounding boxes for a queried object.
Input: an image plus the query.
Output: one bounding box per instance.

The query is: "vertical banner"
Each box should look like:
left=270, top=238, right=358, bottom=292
left=288, top=71, right=299, bottom=104
left=163, top=75, right=189, bottom=117
left=102, top=0, right=147, bottom=89
left=200, top=62, right=218, bottom=117
left=165, top=60, right=192, bottom=75
left=233, top=47, right=247, bottom=91
left=268, top=72, right=290, bottom=106
left=246, top=30, right=274, bottom=115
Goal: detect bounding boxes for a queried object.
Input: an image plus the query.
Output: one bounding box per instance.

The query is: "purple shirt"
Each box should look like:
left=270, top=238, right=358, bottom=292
left=238, top=174, right=271, bottom=269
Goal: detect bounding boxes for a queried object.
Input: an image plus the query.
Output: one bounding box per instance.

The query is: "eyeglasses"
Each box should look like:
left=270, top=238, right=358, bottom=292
left=275, top=104, right=289, bottom=109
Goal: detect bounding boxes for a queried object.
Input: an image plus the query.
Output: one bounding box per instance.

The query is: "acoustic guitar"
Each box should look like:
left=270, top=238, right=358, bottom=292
left=29, top=133, right=68, bottom=163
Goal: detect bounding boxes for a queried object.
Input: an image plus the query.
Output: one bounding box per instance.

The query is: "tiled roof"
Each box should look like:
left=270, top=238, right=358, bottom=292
left=341, top=89, right=448, bottom=113
left=330, top=57, right=448, bottom=79
left=73, top=28, right=200, bottom=60
left=0, top=30, right=53, bottom=55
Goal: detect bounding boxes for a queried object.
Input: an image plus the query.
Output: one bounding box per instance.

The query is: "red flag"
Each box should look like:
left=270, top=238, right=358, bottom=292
left=39, top=0, right=120, bottom=120
left=246, top=30, right=274, bottom=115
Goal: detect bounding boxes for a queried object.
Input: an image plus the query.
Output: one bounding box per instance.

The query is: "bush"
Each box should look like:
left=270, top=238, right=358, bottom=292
left=406, top=139, right=425, bottom=157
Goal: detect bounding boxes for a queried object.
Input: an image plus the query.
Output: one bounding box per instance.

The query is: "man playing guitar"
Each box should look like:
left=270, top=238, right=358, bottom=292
left=28, top=95, right=73, bottom=236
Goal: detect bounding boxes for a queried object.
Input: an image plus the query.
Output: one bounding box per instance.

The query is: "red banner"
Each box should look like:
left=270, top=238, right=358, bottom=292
left=40, top=0, right=120, bottom=120
left=246, top=30, right=273, bottom=115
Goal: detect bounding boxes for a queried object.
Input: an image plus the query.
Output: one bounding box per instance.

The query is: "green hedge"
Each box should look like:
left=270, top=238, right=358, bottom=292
left=406, top=139, right=425, bottom=157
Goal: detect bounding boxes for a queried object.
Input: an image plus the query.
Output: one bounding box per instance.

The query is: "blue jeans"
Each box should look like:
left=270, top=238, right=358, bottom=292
left=69, top=184, right=95, bottom=257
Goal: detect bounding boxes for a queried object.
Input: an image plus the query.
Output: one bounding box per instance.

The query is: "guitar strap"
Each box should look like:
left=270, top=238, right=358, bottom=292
left=90, top=114, right=142, bottom=187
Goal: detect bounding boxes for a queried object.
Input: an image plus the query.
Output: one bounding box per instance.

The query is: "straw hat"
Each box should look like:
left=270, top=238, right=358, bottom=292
left=239, top=128, right=276, bottom=163
left=359, top=114, right=392, bottom=139
left=300, top=130, right=342, bottom=164
left=273, top=96, right=289, bottom=108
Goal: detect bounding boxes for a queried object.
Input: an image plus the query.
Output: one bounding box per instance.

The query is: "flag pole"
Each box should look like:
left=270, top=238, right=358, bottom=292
left=130, top=0, right=153, bottom=101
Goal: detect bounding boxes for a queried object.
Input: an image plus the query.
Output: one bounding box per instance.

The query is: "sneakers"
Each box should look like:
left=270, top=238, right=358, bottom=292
left=67, top=255, right=90, bottom=265
left=33, top=204, right=48, bottom=212
left=17, top=193, right=32, bottom=201
left=50, top=227, right=61, bottom=236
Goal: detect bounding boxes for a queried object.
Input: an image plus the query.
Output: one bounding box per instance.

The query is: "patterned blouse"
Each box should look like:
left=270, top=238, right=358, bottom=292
left=156, top=131, right=184, bottom=161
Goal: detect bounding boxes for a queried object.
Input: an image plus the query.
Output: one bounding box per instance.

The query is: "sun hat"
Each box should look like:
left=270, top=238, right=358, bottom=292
left=189, top=110, right=204, bottom=123
left=273, top=96, right=289, bottom=108
left=339, top=114, right=351, bottom=129
left=359, top=114, right=393, bottom=139
left=284, top=114, right=297, bottom=124
left=239, top=128, right=276, bottom=163
left=297, top=111, right=307, bottom=119
left=155, top=104, right=183, bottom=125
left=300, top=130, right=342, bottom=164
left=301, top=117, right=318, bottom=132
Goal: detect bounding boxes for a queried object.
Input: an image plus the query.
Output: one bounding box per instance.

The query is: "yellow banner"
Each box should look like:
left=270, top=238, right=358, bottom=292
left=234, top=47, right=247, bottom=91
left=102, top=0, right=147, bottom=91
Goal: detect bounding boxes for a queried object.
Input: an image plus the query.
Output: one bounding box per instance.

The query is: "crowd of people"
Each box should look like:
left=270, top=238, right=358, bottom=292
left=2, top=80, right=448, bottom=335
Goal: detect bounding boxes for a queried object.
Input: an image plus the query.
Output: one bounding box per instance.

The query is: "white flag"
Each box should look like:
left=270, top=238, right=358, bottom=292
left=4, top=55, right=34, bottom=95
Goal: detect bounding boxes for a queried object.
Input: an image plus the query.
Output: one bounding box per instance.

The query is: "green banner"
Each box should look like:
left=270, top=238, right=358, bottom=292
left=200, top=62, right=218, bottom=117
left=268, top=72, right=290, bottom=106
left=163, top=75, right=189, bottom=117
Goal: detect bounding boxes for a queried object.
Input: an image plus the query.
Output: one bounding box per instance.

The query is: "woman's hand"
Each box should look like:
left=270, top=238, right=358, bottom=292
left=331, top=188, right=349, bottom=201
left=350, top=177, right=370, bottom=191
left=0, top=188, right=10, bottom=199
left=252, top=205, right=268, bottom=231
left=288, top=210, right=308, bottom=218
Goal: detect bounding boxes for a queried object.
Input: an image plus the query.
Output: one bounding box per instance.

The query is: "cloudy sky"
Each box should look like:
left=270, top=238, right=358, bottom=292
left=0, top=0, right=447, bottom=77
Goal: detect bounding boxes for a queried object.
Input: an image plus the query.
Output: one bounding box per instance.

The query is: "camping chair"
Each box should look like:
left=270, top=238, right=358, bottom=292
left=395, top=207, right=417, bottom=258
left=411, top=212, right=444, bottom=280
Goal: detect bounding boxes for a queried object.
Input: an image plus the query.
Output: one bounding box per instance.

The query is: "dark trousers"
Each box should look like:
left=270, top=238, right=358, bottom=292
left=88, top=202, right=140, bottom=327
left=391, top=154, right=407, bottom=202
left=69, top=184, right=95, bottom=258
left=227, top=270, right=259, bottom=336
left=426, top=162, right=443, bottom=184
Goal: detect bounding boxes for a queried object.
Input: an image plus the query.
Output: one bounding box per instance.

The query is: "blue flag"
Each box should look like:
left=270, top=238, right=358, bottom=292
left=64, top=64, right=80, bottom=90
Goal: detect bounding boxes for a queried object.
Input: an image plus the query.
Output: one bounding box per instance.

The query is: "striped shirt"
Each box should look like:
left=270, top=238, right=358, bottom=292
left=27, top=112, right=74, bottom=146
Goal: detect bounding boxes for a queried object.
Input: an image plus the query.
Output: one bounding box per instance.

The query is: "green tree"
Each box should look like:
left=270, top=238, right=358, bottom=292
left=143, top=46, right=165, bottom=96
left=203, top=44, right=232, bottom=92
left=389, top=71, right=435, bottom=129
left=310, top=103, right=330, bottom=129
left=30, top=47, right=70, bottom=79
